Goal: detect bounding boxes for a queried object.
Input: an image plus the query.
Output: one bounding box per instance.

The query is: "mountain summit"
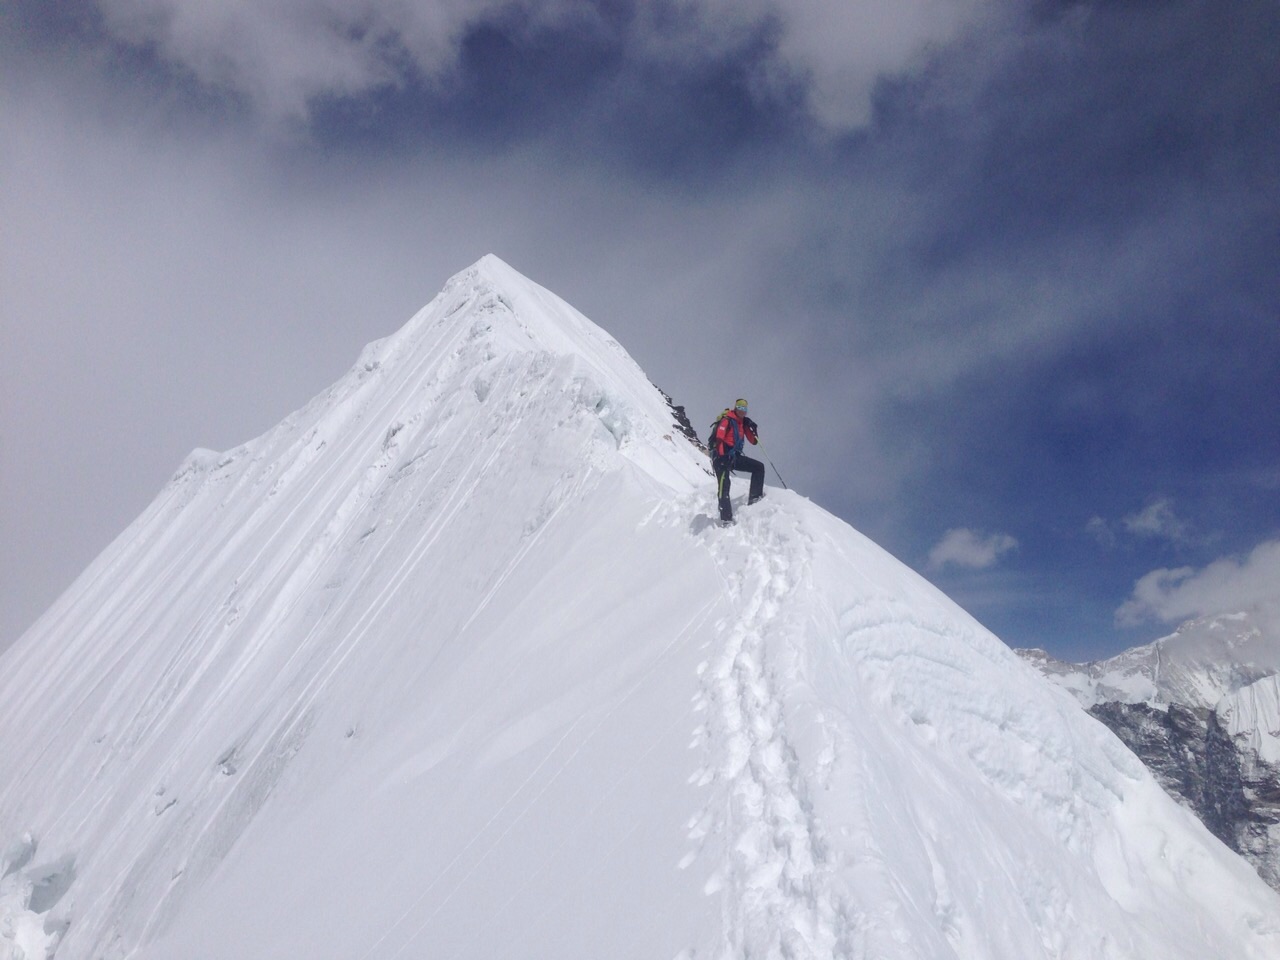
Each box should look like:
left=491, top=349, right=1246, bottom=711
left=2, top=257, right=1277, bottom=960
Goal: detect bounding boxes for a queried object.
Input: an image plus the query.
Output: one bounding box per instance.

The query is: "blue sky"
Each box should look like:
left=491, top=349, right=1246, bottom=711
left=2, top=0, right=1278, bottom=660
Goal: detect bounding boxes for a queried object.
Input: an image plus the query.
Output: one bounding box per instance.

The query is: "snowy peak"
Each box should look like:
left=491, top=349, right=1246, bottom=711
left=387, top=254, right=629, bottom=380
left=240, top=253, right=701, bottom=478
left=0, top=256, right=713, bottom=959
left=448, top=254, right=627, bottom=362
left=165, top=254, right=705, bottom=511
left=3, top=259, right=1279, bottom=960
left=1021, top=611, right=1280, bottom=711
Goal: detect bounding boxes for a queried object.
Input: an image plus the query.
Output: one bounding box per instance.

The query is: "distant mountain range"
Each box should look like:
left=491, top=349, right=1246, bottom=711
left=1020, top=611, right=1280, bottom=890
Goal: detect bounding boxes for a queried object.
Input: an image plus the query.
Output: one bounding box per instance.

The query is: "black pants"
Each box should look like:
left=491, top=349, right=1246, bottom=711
left=713, top=454, right=765, bottom=522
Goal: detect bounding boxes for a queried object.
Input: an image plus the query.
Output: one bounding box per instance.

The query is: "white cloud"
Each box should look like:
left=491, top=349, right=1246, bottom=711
left=90, top=0, right=993, bottom=128
left=927, top=528, right=1018, bottom=570
left=96, top=0, right=488, bottom=119
left=1116, top=539, right=1280, bottom=626
left=1121, top=497, right=1192, bottom=544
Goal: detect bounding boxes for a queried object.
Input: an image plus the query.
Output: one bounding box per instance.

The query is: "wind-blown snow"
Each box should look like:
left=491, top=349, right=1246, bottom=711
left=1, top=256, right=1277, bottom=959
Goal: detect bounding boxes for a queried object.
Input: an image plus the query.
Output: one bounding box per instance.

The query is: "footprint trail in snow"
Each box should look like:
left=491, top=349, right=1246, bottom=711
left=691, top=497, right=852, bottom=960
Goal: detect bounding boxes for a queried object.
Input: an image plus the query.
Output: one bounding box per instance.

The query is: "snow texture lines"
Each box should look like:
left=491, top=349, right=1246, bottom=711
left=699, top=504, right=849, bottom=960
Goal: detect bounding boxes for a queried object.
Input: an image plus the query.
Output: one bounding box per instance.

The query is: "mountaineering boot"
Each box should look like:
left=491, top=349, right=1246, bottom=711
left=718, top=495, right=734, bottom=524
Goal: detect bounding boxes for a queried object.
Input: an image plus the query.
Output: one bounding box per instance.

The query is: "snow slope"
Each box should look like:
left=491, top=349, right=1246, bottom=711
left=1221, top=675, right=1280, bottom=766
left=2, top=256, right=1277, bottom=960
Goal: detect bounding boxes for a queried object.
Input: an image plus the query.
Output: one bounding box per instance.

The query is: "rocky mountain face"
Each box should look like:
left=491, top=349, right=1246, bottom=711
left=655, top=384, right=705, bottom=451
left=1020, top=612, right=1280, bottom=891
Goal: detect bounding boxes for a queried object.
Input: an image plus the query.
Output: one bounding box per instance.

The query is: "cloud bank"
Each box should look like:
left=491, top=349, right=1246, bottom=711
left=89, top=0, right=992, bottom=127
left=1117, top=539, right=1280, bottom=626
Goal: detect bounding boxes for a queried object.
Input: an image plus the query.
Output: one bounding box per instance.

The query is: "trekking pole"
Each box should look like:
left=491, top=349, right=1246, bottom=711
left=757, top=442, right=789, bottom=490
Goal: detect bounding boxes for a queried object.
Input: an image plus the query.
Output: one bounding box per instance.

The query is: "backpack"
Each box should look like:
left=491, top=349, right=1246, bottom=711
left=708, top=411, right=741, bottom=459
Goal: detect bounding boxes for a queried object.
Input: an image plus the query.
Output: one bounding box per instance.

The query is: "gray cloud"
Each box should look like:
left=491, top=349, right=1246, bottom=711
left=1122, top=498, right=1192, bottom=545
left=711, top=0, right=993, bottom=128
left=93, top=0, right=558, bottom=119
left=1085, top=498, right=1198, bottom=551
left=84, top=0, right=994, bottom=129
left=927, top=528, right=1018, bottom=570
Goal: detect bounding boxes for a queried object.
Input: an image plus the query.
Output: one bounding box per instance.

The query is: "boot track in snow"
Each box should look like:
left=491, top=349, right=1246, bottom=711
left=691, top=497, right=853, bottom=959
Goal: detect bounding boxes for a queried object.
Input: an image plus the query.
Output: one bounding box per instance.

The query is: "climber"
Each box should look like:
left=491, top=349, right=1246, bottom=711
left=708, top=398, right=765, bottom=525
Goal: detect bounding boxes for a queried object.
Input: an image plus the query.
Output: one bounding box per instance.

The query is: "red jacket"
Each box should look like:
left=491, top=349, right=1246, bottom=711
left=711, top=410, right=758, bottom=458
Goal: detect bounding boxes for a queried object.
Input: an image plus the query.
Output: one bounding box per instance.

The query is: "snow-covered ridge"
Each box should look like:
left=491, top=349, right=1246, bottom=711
left=2, top=257, right=1277, bottom=959
left=1, top=255, right=706, bottom=960
left=166, top=253, right=705, bottom=494
left=1021, top=611, right=1280, bottom=712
